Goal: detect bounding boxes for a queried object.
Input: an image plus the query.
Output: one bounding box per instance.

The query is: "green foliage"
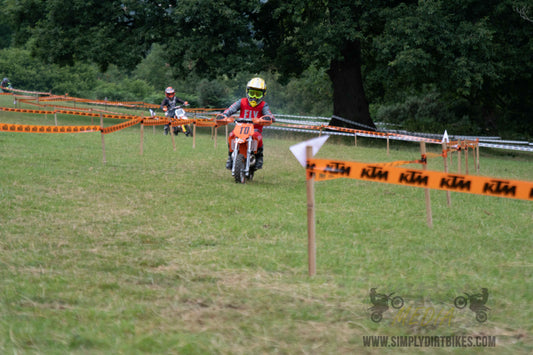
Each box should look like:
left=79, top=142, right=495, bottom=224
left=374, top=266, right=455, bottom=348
left=92, top=78, right=154, bottom=102
left=374, top=91, right=479, bottom=134
left=369, top=0, right=533, bottom=137
left=197, top=78, right=231, bottom=108
left=0, top=47, right=98, bottom=96
left=165, top=0, right=261, bottom=78
left=264, top=66, right=333, bottom=116
left=132, top=44, right=174, bottom=91
left=2, top=1, right=533, bottom=137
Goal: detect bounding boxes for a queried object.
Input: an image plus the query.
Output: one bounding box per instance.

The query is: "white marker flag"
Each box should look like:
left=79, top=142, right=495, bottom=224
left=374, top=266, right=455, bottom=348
left=442, top=130, right=450, bottom=143
left=290, top=135, right=330, bottom=167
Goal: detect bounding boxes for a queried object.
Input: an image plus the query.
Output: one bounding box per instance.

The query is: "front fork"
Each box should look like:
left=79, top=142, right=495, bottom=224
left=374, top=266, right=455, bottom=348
left=231, top=137, right=253, bottom=177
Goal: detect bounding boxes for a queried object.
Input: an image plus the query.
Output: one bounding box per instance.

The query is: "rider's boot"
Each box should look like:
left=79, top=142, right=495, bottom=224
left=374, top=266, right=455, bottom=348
left=255, top=147, right=264, bottom=169
left=164, top=125, right=169, bottom=135
left=225, top=152, right=233, bottom=170
left=173, top=127, right=179, bottom=136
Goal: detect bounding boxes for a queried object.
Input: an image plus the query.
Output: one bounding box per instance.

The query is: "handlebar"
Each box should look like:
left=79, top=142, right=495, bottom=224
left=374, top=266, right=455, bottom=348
left=215, top=114, right=275, bottom=126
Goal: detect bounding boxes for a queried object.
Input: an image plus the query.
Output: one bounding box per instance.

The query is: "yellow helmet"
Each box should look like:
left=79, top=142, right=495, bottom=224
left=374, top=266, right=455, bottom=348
left=246, top=77, right=266, bottom=107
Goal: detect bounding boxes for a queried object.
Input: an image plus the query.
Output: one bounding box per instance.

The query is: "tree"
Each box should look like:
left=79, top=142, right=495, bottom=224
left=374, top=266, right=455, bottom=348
left=161, top=0, right=262, bottom=78
left=4, top=0, right=158, bottom=70
left=371, top=0, right=533, bottom=135
left=254, top=0, right=391, bottom=130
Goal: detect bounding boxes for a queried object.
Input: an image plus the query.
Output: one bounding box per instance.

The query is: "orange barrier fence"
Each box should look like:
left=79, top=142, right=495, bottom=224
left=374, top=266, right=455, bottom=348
left=0, top=123, right=100, bottom=134
left=101, top=118, right=143, bottom=135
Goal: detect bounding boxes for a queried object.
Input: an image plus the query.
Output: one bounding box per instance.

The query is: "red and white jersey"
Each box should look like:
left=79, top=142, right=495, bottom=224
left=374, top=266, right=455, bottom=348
left=223, top=98, right=274, bottom=133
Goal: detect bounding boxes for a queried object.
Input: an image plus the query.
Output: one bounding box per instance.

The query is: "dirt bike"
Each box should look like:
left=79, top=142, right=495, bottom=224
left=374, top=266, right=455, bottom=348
left=216, top=115, right=274, bottom=184
left=163, top=105, right=191, bottom=136
left=368, top=292, right=404, bottom=323
left=454, top=291, right=489, bottom=323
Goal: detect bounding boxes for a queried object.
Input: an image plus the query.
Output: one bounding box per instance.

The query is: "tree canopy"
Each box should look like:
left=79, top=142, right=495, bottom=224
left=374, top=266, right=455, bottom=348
left=2, top=0, right=532, bottom=136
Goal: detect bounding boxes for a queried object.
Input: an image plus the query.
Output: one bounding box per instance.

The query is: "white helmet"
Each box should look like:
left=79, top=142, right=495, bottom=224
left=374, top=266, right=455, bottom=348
left=165, top=86, right=175, bottom=98
left=246, top=77, right=266, bottom=107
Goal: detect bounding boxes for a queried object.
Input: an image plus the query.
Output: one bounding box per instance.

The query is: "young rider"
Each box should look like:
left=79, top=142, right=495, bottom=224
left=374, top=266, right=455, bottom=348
left=1, top=78, right=11, bottom=92
left=218, top=77, right=275, bottom=169
left=160, top=86, right=189, bottom=135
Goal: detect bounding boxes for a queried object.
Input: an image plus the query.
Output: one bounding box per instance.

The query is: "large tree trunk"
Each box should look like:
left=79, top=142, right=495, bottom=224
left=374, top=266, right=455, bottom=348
left=327, top=40, right=376, bottom=131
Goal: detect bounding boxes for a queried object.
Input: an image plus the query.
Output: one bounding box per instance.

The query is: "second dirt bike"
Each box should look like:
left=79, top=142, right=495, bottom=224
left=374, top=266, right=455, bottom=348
left=217, top=115, right=273, bottom=183
left=164, top=105, right=191, bottom=136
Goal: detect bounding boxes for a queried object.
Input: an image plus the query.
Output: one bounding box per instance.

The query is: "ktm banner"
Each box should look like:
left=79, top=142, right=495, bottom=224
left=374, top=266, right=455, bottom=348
left=307, top=158, right=533, bottom=201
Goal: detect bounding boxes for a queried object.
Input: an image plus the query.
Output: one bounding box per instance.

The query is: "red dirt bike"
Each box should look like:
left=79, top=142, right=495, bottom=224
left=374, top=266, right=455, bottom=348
left=216, top=115, right=274, bottom=183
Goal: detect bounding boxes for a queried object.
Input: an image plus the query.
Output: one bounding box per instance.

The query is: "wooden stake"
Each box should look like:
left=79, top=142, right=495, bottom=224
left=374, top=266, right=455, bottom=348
left=140, top=123, right=144, bottom=155
left=420, top=142, right=433, bottom=227
left=171, top=125, right=176, bottom=151
left=193, top=123, right=197, bottom=149
left=442, top=142, right=451, bottom=207
left=476, top=139, right=480, bottom=172
left=354, top=133, right=357, bottom=146
left=100, top=113, right=106, bottom=164
left=306, top=145, right=316, bottom=276
left=457, top=140, right=462, bottom=174
left=386, top=136, right=390, bottom=155
left=465, top=143, right=469, bottom=175
left=213, top=124, right=217, bottom=149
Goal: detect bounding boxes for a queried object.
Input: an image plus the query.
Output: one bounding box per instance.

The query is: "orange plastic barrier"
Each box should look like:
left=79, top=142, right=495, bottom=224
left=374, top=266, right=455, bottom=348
left=170, top=118, right=194, bottom=127
left=194, top=119, right=217, bottom=127
left=0, top=123, right=100, bottom=134
left=142, top=117, right=167, bottom=126
left=307, top=158, right=533, bottom=201
left=101, top=117, right=143, bottom=134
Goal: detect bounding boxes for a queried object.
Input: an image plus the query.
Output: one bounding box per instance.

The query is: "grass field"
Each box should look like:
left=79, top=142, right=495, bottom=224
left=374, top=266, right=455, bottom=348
left=1, top=97, right=532, bottom=354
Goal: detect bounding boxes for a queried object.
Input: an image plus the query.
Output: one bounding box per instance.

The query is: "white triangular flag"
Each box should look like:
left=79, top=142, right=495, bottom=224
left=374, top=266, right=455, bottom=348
left=289, top=135, right=329, bottom=167
left=441, top=130, right=449, bottom=143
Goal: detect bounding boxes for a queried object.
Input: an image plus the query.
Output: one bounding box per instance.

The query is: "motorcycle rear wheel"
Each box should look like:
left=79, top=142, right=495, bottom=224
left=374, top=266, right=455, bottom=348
left=234, top=154, right=246, bottom=184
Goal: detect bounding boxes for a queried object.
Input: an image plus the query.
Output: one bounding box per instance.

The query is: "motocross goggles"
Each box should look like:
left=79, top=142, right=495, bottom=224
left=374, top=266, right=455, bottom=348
left=248, top=89, right=264, bottom=99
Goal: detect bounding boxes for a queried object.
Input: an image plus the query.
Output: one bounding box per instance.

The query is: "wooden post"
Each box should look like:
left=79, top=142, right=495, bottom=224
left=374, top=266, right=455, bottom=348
left=420, top=142, right=433, bottom=227
left=457, top=140, right=462, bottom=174
left=54, top=107, right=58, bottom=126
left=386, top=136, right=390, bottom=155
left=354, top=133, right=357, bottom=147
left=442, top=142, right=451, bottom=207
left=193, top=123, right=197, bottom=149
left=449, top=145, right=453, bottom=168
left=100, top=113, right=106, bottom=164
left=306, top=145, right=316, bottom=276
left=465, top=143, right=469, bottom=175
left=476, top=139, right=480, bottom=172
left=171, top=124, right=176, bottom=151
left=213, top=126, right=214, bottom=149
left=140, top=123, right=144, bottom=155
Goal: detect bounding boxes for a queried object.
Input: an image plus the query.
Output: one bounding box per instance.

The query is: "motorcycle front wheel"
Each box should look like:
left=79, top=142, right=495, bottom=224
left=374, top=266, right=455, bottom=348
left=234, top=154, right=246, bottom=184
